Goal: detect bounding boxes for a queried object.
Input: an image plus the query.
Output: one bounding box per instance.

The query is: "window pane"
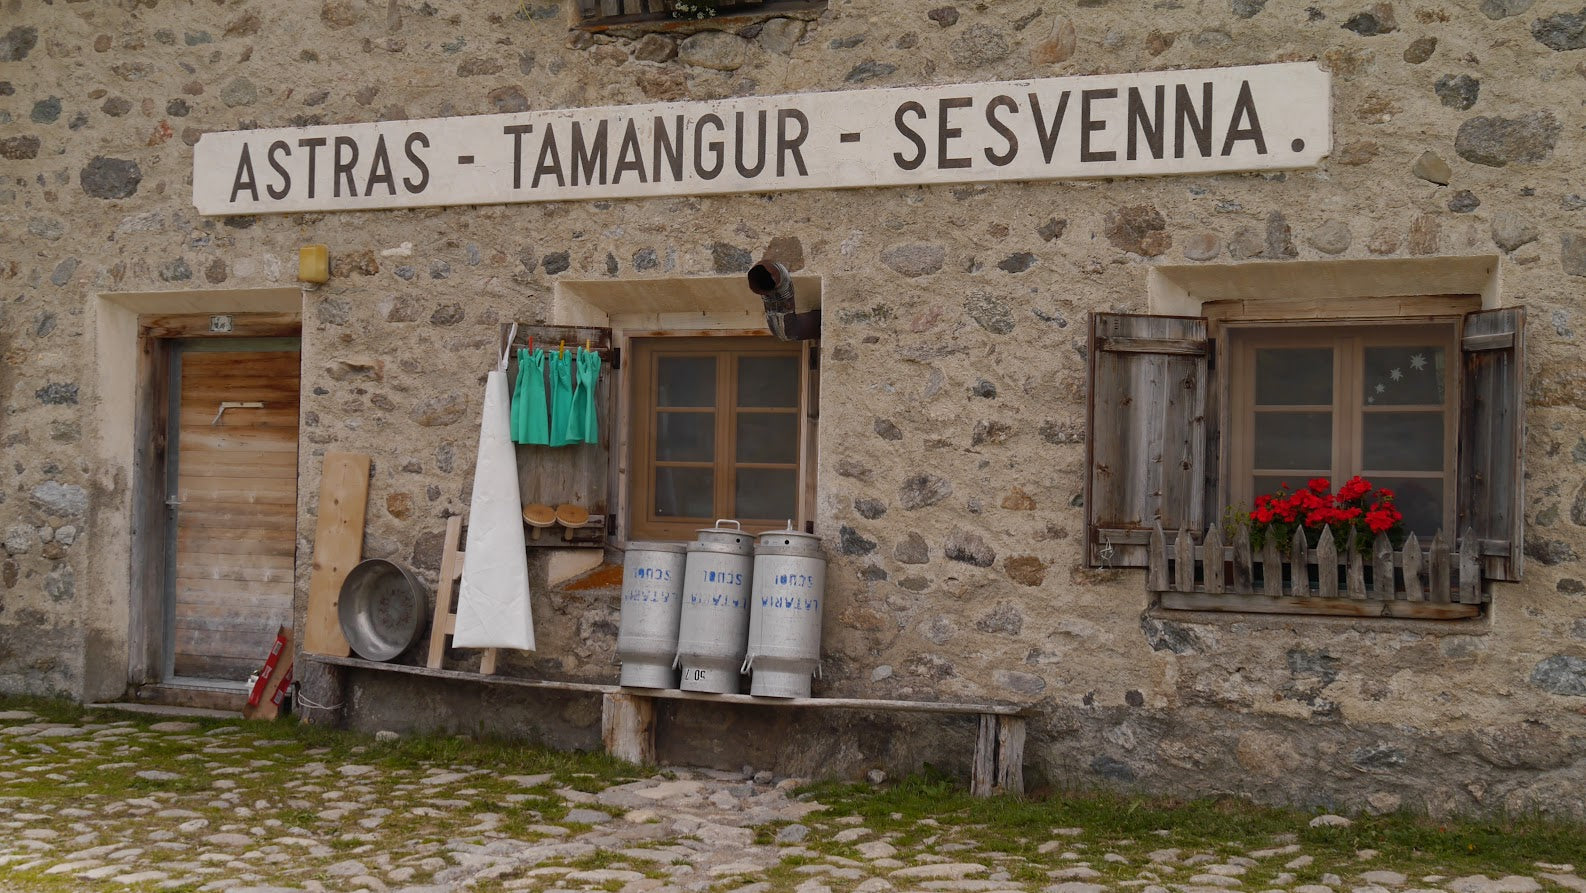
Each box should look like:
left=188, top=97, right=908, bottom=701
left=1363, top=346, right=1446, bottom=405
left=737, top=355, right=800, bottom=408
left=736, top=412, right=798, bottom=463
left=656, top=356, right=716, bottom=407
left=655, top=412, right=714, bottom=462
left=734, top=468, right=798, bottom=520
left=654, top=467, right=714, bottom=519
left=1254, top=412, right=1332, bottom=469
left=1256, top=348, right=1332, bottom=405
left=1367, top=476, right=1444, bottom=538
left=1362, top=412, right=1444, bottom=472
left=1251, top=476, right=1305, bottom=503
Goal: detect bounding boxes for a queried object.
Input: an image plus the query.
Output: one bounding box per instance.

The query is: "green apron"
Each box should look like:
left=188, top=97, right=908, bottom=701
left=548, top=348, right=576, bottom=446
left=513, top=348, right=550, bottom=446
left=571, top=347, right=601, bottom=444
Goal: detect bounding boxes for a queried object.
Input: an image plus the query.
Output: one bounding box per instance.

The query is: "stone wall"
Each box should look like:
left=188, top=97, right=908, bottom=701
left=4, top=0, right=1586, bottom=816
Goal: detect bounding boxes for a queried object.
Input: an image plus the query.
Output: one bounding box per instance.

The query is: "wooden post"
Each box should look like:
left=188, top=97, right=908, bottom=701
left=1402, top=533, right=1423, bottom=601
left=1289, top=527, right=1309, bottom=598
left=1458, top=526, right=1481, bottom=605
left=1316, top=526, right=1338, bottom=597
left=1203, top=525, right=1225, bottom=594
left=1232, top=525, right=1253, bottom=594
left=1429, top=531, right=1450, bottom=604
left=971, top=714, right=997, bottom=797
left=601, top=692, right=656, bottom=765
left=1174, top=525, right=1194, bottom=592
left=1346, top=528, right=1366, bottom=599
left=1261, top=527, right=1282, bottom=597
left=995, top=716, right=1026, bottom=796
left=427, top=516, right=463, bottom=669
left=1147, top=523, right=1168, bottom=592
left=1372, top=533, right=1395, bottom=600
left=295, top=660, right=347, bottom=728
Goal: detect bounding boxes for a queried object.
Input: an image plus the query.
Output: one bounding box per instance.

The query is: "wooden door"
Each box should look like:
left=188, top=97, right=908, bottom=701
left=166, top=339, right=300, bottom=682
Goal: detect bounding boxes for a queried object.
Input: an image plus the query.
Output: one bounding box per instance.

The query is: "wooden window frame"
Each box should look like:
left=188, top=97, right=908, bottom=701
left=1223, top=319, right=1461, bottom=540
left=628, top=335, right=810, bottom=542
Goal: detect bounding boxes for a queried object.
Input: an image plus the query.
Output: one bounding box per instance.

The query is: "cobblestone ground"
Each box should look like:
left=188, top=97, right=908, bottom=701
left=2, top=706, right=1584, bottom=893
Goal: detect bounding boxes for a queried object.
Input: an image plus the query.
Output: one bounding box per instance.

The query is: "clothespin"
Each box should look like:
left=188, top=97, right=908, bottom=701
left=584, top=338, right=591, bottom=353
left=559, top=339, right=565, bottom=358
left=528, top=335, right=534, bottom=352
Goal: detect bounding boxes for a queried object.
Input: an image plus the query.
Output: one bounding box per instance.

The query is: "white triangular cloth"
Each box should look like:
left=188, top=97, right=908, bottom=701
left=453, top=369, right=536, bottom=650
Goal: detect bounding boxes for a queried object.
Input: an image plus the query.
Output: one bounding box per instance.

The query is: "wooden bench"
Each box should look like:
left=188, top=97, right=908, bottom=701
left=303, top=654, right=1030, bottom=796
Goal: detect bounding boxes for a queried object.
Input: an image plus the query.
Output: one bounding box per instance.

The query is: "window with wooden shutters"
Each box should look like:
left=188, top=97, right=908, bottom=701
left=1085, top=314, right=1210, bottom=568
left=1085, top=306, right=1527, bottom=611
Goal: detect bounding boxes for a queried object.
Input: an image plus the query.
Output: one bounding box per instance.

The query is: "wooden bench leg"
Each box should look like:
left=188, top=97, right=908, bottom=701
left=972, top=714, right=1026, bottom=797
left=996, top=715, right=1026, bottom=796
left=602, top=692, right=656, bottom=765
left=971, top=714, right=997, bottom=797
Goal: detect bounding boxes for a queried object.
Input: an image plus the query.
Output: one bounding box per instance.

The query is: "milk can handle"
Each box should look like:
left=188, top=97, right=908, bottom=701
left=715, top=519, right=741, bottom=530
left=741, top=653, right=756, bottom=674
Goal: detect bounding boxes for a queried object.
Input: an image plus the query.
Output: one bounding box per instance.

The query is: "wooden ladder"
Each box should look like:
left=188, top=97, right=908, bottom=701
left=426, top=515, right=499, bottom=675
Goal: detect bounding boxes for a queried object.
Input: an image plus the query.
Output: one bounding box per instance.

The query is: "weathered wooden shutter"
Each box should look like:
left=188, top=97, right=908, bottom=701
left=1085, top=313, right=1210, bottom=567
left=503, top=324, right=616, bottom=546
left=1456, top=306, right=1525, bottom=581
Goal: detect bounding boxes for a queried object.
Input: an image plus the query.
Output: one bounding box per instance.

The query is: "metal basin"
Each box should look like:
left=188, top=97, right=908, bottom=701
left=338, top=559, right=428, bottom=662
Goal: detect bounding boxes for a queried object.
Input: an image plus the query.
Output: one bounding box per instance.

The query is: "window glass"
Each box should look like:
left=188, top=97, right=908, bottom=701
left=657, top=356, right=715, bottom=407
left=654, top=467, right=714, bottom=519
left=1256, top=348, right=1332, bottom=405
left=1363, top=346, right=1445, bottom=405
left=1362, top=412, right=1444, bottom=472
left=1253, top=412, right=1332, bottom=469
left=734, top=468, right=798, bottom=520
left=735, top=413, right=798, bottom=463
left=655, top=412, right=714, bottom=462
left=1368, top=476, right=1444, bottom=537
left=737, top=356, right=800, bottom=408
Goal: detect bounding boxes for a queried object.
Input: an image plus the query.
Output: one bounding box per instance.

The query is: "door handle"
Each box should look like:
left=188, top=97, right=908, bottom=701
left=212, top=401, right=265, bottom=425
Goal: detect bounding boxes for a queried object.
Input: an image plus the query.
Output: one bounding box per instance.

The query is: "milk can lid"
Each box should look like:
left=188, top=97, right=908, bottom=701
left=692, top=519, right=754, bottom=552
left=755, top=521, right=824, bottom=550
left=624, top=541, right=686, bottom=554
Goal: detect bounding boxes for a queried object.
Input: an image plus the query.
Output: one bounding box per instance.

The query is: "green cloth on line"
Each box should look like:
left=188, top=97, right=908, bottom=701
left=512, top=348, right=550, bottom=446
left=548, top=348, right=576, bottom=446
left=571, top=347, right=601, bottom=444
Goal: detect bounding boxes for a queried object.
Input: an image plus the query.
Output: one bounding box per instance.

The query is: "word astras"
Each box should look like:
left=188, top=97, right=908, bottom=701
left=194, top=63, right=1329, bottom=216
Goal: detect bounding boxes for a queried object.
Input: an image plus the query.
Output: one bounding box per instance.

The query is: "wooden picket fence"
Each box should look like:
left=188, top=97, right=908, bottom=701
left=574, top=0, right=821, bottom=24
left=1149, top=522, right=1484, bottom=619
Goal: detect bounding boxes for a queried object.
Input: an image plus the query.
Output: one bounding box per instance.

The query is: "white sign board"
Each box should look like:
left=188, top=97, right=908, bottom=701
left=193, top=62, right=1330, bottom=216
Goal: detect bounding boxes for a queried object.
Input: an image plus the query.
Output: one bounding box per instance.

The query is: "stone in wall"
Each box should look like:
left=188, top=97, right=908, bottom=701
left=80, top=157, right=141, bottom=199
left=1532, top=656, right=1586, bottom=696
left=1532, top=8, right=1586, bottom=51
left=1455, top=112, right=1560, bottom=167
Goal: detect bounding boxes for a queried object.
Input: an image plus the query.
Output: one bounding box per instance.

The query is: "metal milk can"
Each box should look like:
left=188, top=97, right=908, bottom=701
left=615, top=541, right=687, bottom=689
left=745, top=525, right=827, bottom=698
left=675, top=520, right=755, bottom=694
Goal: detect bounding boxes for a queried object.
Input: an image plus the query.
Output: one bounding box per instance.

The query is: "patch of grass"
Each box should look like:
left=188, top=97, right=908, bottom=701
left=799, top=766, right=1586, bottom=877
